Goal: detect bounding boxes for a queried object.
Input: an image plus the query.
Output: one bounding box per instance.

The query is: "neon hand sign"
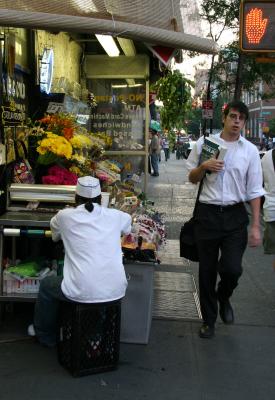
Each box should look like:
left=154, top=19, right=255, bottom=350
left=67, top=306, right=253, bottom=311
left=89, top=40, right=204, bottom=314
left=245, top=8, right=268, bottom=44
left=240, top=1, right=275, bottom=52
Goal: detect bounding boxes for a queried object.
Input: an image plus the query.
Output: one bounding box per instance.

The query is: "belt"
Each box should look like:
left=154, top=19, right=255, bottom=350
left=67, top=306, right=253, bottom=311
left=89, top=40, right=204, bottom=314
left=198, top=202, right=244, bottom=212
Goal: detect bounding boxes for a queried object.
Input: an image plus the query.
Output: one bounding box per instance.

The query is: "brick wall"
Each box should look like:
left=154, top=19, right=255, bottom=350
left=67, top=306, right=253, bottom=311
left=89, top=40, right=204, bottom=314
left=35, top=31, right=82, bottom=86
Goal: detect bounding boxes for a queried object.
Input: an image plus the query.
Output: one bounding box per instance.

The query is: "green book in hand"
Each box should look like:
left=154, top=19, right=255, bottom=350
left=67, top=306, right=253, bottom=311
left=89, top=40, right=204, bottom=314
left=200, top=136, right=227, bottom=164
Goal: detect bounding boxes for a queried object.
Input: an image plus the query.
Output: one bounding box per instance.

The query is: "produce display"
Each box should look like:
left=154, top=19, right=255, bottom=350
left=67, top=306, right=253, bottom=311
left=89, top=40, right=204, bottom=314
left=11, top=112, right=167, bottom=267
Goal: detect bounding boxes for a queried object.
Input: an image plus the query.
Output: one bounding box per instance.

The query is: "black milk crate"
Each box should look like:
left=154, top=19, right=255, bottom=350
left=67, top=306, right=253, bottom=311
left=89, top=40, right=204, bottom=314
left=58, top=300, right=121, bottom=377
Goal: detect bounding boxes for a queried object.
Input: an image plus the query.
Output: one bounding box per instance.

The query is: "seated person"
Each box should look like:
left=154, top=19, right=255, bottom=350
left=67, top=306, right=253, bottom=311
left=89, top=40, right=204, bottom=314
left=28, top=176, right=131, bottom=347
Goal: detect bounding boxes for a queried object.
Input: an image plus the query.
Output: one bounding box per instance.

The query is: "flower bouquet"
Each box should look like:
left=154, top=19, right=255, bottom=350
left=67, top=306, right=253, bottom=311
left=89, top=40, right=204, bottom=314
left=29, top=113, right=105, bottom=183
left=42, top=165, right=78, bottom=185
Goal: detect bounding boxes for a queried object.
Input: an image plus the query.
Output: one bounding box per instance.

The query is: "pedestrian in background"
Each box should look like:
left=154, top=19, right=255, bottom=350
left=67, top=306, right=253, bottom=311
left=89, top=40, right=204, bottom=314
left=162, top=136, right=170, bottom=161
left=149, top=129, right=160, bottom=177
left=158, top=133, right=162, bottom=162
left=186, top=100, right=264, bottom=339
left=262, top=148, right=275, bottom=270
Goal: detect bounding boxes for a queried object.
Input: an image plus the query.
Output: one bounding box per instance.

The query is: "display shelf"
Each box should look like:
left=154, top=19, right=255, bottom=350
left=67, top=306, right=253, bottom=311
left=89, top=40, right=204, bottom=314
left=0, top=294, right=37, bottom=302
left=104, top=151, right=146, bottom=156
left=0, top=212, right=52, bottom=227
left=0, top=214, right=52, bottom=301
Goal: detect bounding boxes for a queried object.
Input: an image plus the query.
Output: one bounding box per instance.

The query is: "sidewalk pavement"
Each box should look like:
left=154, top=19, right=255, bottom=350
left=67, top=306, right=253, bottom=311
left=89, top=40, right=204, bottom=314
left=1, top=151, right=275, bottom=400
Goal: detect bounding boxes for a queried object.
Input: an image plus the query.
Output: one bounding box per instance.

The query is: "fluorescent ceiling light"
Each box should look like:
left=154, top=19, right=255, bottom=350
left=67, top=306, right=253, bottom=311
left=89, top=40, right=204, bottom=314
left=126, top=79, right=144, bottom=87
left=117, top=37, right=136, bottom=56
left=111, top=83, right=143, bottom=88
left=126, top=78, right=135, bottom=85
left=95, top=34, right=120, bottom=57
left=112, top=84, right=127, bottom=88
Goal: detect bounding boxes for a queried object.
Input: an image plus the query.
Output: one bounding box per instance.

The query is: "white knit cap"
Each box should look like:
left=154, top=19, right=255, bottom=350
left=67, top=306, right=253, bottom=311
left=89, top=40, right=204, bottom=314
left=75, top=176, right=101, bottom=198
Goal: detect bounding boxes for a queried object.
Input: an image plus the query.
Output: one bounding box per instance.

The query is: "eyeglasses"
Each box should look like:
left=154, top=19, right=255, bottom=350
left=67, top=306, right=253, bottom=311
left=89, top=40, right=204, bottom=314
left=228, top=112, right=246, bottom=122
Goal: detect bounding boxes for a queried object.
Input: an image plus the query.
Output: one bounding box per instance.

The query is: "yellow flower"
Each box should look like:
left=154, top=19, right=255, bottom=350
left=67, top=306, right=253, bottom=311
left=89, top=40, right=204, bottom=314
left=71, top=154, right=86, bottom=164
left=70, top=135, right=92, bottom=149
left=69, top=166, right=81, bottom=175
left=37, top=132, right=73, bottom=160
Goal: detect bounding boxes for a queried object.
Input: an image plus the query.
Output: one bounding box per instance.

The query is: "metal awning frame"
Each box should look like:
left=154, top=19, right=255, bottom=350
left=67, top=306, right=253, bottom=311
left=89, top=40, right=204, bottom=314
left=0, top=8, right=219, bottom=55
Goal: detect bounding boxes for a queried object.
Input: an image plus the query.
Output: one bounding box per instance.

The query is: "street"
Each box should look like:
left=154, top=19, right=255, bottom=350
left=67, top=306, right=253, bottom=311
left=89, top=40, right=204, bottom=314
left=1, top=151, right=275, bottom=399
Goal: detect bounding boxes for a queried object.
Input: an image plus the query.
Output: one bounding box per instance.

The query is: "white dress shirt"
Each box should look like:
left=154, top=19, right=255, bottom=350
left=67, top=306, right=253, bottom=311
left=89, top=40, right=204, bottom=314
left=262, top=149, right=275, bottom=222
left=50, top=204, right=132, bottom=303
left=186, top=134, right=265, bottom=205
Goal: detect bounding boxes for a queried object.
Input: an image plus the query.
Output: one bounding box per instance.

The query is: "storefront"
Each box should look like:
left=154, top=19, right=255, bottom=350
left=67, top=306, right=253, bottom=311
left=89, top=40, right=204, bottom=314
left=85, top=54, right=149, bottom=190
left=0, top=28, right=167, bottom=342
left=0, top=3, right=217, bottom=347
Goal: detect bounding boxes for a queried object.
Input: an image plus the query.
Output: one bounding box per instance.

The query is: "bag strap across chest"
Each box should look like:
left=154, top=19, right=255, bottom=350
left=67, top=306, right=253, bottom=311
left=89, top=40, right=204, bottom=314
left=272, top=149, right=275, bottom=172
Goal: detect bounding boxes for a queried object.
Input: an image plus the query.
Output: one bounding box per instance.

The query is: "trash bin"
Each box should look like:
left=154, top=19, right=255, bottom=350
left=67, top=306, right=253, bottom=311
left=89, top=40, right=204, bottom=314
left=120, top=262, right=155, bottom=344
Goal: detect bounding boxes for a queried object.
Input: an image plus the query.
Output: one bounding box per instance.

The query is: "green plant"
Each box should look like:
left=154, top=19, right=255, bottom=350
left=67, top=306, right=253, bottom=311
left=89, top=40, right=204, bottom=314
left=152, top=70, right=193, bottom=130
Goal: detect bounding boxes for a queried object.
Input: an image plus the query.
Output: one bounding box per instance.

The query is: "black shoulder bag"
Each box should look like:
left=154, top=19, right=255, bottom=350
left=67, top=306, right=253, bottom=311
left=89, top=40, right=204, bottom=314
left=179, top=177, right=204, bottom=261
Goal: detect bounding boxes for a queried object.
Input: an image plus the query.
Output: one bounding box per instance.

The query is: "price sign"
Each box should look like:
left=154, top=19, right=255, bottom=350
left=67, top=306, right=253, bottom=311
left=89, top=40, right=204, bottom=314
left=46, top=102, right=64, bottom=114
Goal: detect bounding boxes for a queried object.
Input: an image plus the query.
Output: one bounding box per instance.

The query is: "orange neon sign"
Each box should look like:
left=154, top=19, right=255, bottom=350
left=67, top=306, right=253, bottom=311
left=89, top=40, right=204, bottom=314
left=240, top=1, right=275, bottom=53
left=245, top=8, right=268, bottom=44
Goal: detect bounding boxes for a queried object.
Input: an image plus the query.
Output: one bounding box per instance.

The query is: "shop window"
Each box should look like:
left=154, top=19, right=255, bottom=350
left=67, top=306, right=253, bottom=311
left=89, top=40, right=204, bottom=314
left=87, top=79, right=146, bottom=151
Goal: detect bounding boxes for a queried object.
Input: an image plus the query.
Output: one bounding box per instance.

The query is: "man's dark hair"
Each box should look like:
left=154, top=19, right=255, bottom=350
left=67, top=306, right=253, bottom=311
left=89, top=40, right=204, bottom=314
left=75, top=194, right=102, bottom=212
left=224, top=100, right=249, bottom=121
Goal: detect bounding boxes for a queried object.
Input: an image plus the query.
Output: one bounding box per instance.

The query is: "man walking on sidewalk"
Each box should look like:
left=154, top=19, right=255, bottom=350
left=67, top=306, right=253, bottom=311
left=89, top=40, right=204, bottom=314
left=149, top=129, right=160, bottom=176
left=186, top=100, right=265, bottom=339
left=262, top=149, right=275, bottom=270
left=162, top=136, right=170, bottom=162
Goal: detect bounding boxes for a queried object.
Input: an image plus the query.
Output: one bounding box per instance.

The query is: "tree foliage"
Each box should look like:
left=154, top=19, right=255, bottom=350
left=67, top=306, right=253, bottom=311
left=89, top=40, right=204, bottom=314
left=152, top=70, right=193, bottom=130
left=185, top=108, right=201, bottom=137
left=211, top=42, right=275, bottom=100
left=200, top=0, right=239, bottom=41
left=200, top=0, right=275, bottom=100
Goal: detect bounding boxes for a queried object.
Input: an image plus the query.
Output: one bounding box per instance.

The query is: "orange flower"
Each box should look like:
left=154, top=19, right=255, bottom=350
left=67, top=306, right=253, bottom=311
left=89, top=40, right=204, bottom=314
left=39, top=116, right=51, bottom=124
left=63, top=127, right=74, bottom=140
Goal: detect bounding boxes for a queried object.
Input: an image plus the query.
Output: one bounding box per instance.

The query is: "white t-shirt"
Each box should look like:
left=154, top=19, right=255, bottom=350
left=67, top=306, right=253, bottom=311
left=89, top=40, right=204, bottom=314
left=50, top=204, right=132, bottom=303
left=186, top=134, right=265, bottom=205
left=262, top=149, right=275, bottom=222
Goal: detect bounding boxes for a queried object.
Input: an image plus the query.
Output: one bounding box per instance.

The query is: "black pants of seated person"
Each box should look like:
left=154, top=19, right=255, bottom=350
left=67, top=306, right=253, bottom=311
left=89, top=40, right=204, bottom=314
left=194, top=202, right=249, bottom=328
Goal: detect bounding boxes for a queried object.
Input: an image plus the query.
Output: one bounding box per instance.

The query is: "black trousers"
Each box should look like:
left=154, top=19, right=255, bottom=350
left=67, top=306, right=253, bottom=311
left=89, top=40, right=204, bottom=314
left=194, top=202, right=249, bottom=327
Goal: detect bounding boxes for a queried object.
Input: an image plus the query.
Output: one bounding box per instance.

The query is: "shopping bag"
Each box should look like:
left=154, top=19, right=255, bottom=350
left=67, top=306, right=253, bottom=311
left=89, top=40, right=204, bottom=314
left=179, top=217, right=199, bottom=261
left=12, top=140, right=35, bottom=184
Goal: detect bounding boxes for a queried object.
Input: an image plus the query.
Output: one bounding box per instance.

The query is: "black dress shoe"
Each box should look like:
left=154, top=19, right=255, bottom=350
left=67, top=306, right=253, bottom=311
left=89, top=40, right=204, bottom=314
left=219, top=299, right=234, bottom=324
left=199, top=324, right=215, bottom=339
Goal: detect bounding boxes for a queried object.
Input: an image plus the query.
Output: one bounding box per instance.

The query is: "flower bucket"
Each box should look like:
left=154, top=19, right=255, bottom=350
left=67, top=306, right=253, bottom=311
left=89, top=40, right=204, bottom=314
left=101, top=192, right=110, bottom=208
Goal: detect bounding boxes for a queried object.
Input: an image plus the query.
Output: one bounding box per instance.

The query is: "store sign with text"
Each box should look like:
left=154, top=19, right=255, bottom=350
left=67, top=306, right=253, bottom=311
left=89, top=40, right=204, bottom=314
left=47, top=102, right=64, bottom=114
left=2, top=72, right=28, bottom=118
left=1, top=100, right=25, bottom=126
left=90, top=81, right=146, bottom=151
left=40, top=48, right=54, bottom=94
left=202, top=100, right=213, bottom=120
